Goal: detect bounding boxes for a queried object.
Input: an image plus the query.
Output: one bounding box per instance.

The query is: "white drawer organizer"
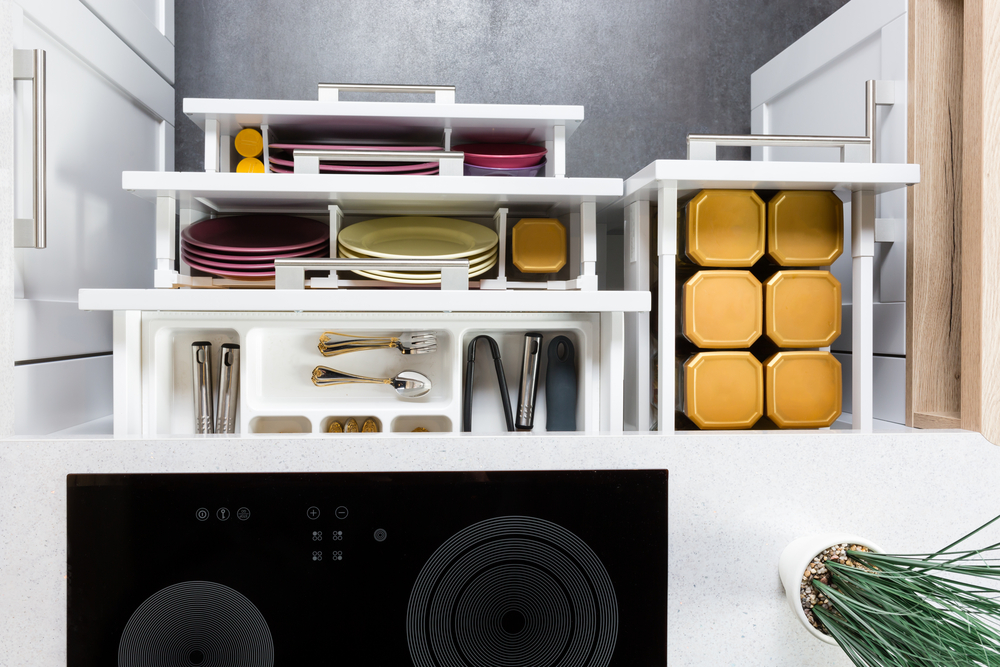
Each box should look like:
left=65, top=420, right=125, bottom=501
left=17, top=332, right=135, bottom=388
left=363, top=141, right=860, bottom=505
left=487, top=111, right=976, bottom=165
left=617, top=157, right=919, bottom=433
left=81, top=85, right=651, bottom=436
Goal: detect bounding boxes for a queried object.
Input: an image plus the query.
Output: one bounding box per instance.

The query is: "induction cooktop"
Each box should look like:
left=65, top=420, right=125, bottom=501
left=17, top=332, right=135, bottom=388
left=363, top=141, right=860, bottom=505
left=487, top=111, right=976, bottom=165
left=67, top=470, right=667, bottom=667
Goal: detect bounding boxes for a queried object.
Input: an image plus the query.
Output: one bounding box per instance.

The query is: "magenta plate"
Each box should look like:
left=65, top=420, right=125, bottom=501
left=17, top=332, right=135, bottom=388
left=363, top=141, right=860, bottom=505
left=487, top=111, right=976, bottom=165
left=268, top=155, right=440, bottom=173
left=270, top=143, right=442, bottom=152
left=181, top=239, right=329, bottom=263
left=181, top=247, right=326, bottom=272
left=181, top=215, right=330, bottom=254
left=268, top=164, right=439, bottom=176
left=452, top=143, right=546, bottom=168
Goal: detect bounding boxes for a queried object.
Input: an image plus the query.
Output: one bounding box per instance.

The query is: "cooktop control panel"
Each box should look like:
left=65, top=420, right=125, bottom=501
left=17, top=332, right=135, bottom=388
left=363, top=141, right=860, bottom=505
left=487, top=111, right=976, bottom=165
left=68, top=470, right=667, bottom=667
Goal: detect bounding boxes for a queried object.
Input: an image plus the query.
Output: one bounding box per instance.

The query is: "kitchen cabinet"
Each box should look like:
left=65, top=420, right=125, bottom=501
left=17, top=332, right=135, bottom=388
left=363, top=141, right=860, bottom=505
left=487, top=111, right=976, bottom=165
left=5, top=0, right=173, bottom=435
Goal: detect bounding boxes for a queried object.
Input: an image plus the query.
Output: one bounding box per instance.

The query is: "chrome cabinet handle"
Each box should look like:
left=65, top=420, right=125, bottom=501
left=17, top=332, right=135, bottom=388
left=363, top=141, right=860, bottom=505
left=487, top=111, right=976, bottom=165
left=13, top=49, right=46, bottom=249
left=317, top=83, right=455, bottom=104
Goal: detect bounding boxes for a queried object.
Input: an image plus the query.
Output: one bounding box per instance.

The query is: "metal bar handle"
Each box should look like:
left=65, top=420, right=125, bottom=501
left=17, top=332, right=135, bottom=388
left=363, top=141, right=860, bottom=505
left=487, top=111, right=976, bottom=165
left=292, top=149, right=464, bottom=162
left=13, top=49, right=46, bottom=249
left=274, top=258, right=471, bottom=290
left=318, top=83, right=455, bottom=104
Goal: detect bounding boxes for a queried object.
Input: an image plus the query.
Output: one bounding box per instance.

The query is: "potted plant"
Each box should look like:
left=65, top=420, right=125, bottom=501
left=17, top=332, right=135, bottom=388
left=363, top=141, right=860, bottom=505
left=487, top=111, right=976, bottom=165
left=779, top=515, right=1000, bottom=665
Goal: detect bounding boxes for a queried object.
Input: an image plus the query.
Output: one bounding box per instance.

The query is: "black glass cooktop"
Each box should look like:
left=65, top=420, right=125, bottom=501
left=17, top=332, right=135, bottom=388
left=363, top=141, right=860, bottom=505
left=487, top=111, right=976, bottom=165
left=67, top=470, right=667, bottom=667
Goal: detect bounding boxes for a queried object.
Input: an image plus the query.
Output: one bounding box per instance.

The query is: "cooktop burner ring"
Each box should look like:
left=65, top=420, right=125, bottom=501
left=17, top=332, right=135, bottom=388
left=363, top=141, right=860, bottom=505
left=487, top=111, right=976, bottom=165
left=117, top=581, right=274, bottom=667
left=407, top=515, right=618, bottom=667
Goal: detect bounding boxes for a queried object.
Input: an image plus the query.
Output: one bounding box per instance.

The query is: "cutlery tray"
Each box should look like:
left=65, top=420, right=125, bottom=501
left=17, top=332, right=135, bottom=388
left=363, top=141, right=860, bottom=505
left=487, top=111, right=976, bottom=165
left=142, top=311, right=600, bottom=435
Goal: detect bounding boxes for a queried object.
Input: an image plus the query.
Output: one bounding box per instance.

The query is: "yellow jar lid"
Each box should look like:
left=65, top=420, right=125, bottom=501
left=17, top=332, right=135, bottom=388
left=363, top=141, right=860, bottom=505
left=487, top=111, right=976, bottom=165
left=236, top=157, right=265, bottom=173
left=684, top=352, right=763, bottom=429
left=765, top=270, right=841, bottom=347
left=683, top=270, right=762, bottom=348
left=765, top=351, right=842, bottom=428
left=234, top=128, right=263, bottom=158
left=512, top=218, right=567, bottom=273
left=685, top=190, right=765, bottom=266
left=767, top=191, right=844, bottom=266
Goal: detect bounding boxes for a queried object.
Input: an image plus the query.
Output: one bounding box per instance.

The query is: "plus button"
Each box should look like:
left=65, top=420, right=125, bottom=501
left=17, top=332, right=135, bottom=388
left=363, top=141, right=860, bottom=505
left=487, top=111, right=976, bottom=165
left=307, top=506, right=321, bottom=520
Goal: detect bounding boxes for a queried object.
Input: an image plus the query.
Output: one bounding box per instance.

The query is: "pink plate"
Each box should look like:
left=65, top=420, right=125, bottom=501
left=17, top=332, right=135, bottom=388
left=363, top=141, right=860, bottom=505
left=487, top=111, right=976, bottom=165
left=181, top=215, right=330, bottom=254
left=267, top=155, right=440, bottom=173
left=269, top=143, right=442, bottom=152
left=452, top=143, right=546, bottom=168
left=181, top=247, right=326, bottom=272
left=268, top=164, right=439, bottom=175
left=181, top=239, right=329, bottom=263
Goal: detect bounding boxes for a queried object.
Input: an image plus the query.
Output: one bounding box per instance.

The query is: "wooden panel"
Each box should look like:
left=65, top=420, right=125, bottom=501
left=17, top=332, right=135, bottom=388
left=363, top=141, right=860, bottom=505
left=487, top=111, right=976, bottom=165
left=913, top=411, right=962, bottom=428
left=906, top=0, right=964, bottom=427
left=962, top=0, right=1000, bottom=443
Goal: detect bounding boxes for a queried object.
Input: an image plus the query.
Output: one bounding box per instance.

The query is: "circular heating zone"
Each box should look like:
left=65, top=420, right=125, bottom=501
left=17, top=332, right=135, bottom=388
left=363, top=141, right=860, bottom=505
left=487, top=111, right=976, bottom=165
left=118, top=581, right=274, bottom=667
left=407, top=516, right=618, bottom=667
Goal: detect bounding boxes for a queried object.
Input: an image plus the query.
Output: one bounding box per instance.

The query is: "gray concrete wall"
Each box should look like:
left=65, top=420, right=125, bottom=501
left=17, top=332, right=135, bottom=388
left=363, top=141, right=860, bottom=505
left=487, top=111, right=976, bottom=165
left=173, top=0, right=850, bottom=177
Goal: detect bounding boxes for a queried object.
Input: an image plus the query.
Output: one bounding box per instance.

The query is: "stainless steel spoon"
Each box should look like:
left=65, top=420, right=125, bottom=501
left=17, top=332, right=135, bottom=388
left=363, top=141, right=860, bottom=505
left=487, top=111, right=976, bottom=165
left=311, top=366, right=431, bottom=398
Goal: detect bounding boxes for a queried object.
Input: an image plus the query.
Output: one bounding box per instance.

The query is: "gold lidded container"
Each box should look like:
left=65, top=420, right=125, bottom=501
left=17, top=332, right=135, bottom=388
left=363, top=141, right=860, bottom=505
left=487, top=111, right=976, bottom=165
left=677, top=351, right=763, bottom=429
left=682, top=190, right=766, bottom=267
left=767, top=190, right=844, bottom=266
left=765, top=270, right=842, bottom=347
left=681, top=270, right=763, bottom=348
left=764, top=351, right=842, bottom=428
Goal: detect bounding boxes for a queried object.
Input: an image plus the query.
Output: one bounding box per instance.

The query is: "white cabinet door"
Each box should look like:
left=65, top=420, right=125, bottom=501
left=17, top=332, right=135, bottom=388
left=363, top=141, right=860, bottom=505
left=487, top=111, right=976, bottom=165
left=10, top=0, right=173, bottom=434
left=750, top=0, right=907, bottom=424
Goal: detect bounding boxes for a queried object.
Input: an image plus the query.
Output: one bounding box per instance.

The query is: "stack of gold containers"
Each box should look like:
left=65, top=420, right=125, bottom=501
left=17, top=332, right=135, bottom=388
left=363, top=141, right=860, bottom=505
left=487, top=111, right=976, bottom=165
left=676, top=190, right=844, bottom=429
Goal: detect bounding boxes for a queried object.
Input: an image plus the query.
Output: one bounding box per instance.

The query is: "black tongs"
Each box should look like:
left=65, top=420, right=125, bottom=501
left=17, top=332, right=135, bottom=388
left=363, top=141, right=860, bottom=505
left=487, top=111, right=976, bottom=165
left=463, top=335, right=515, bottom=432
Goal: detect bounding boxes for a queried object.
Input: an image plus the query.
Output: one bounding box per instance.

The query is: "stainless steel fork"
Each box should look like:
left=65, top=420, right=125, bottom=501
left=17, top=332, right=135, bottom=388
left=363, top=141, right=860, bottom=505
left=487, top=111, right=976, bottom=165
left=318, top=331, right=437, bottom=356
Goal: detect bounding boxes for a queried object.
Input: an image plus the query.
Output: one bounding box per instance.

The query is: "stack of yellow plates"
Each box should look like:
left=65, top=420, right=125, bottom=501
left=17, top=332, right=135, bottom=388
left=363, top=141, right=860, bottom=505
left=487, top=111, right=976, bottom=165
left=338, top=216, right=499, bottom=284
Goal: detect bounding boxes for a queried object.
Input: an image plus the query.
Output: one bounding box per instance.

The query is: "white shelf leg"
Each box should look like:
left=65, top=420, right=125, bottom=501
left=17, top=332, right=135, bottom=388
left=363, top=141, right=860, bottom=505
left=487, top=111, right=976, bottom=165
left=219, top=133, right=231, bottom=172
left=154, top=195, right=177, bottom=289
left=657, top=180, right=678, bottom=433
left=579, top=201, right=597, bottom=290
left=113, top=310, right=141, bottom=436
left=545, top=124, right=566, bottom=178
left=852, top=189, right=875, bottom=431
left=624, top=200, right=651, bottom=431
left=204, top=118, right=220, bottom=173
left=601, top=310, right=625, bottom=432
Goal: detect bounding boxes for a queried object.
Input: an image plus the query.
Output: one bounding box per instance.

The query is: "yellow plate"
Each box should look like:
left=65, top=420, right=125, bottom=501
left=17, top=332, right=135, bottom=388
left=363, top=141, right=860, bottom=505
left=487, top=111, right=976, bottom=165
left=347, top=254, right=498, bottom=284
left=337, top=244, right=496, bottom=278
left=338, top=216, right=498, bottom=259
left=512, top=218, right=566, bottom=273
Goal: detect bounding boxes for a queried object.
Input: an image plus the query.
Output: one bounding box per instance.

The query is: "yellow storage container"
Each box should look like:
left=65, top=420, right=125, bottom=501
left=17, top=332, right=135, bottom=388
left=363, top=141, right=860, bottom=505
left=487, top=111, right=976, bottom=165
left=681, top=270, right=762, bottom=348
left=678, top=351, right=763, bottom=429
left=682, top=190, right=766, bottom=266
left=767, top=190, right=844, bottom=266
left=764, top=351, right=842, bottom=428
left=765, top=270, right=842, bottom=347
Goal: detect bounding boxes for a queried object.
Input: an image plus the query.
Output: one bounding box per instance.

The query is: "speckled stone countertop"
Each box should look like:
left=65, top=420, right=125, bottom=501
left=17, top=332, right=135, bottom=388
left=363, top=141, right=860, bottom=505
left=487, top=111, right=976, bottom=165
left=2, top=430, right=997, bottom=666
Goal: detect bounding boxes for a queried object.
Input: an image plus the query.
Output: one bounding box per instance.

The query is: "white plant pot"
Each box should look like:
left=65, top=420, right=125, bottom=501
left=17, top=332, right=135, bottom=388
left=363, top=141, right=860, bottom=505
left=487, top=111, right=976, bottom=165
left=778, top=533, right=885, bottom=644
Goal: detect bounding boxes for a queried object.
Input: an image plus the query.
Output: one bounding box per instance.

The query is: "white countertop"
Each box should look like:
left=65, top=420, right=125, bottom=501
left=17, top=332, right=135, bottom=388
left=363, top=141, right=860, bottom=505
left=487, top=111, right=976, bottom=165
left=2, top=430, right=997, bottom=666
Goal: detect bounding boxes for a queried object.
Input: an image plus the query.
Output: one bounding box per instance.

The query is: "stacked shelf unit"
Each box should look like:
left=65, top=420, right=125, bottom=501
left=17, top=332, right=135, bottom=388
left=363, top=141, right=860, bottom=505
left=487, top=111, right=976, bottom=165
left=617, top=159, right=920, bottom=433
left=82, top=88, right=650, bottom=436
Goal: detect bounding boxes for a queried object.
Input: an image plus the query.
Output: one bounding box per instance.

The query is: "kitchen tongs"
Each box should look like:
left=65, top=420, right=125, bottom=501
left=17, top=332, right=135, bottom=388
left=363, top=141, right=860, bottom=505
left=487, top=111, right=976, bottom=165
left=463, top=335, right=514, bottom=432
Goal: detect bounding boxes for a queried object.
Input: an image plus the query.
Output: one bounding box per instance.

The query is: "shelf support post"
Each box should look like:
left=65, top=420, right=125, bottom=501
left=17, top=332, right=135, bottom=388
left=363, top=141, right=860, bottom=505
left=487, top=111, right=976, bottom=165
left=154, top=195, right=176, bottom=289
left=657, top=180, right=678, bottom=433
left=204, top=118, right=220, bottom=173
left=113, top=310, right=142, bottom=436
left=852, top=189, right=876, bottom=431
left=624, top=200, right=651, bottom=431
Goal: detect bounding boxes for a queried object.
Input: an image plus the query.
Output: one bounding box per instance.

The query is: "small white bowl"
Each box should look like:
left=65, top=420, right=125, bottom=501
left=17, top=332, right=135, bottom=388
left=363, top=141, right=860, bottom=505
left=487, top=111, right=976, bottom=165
left=778, top=533, right=884, bottom=644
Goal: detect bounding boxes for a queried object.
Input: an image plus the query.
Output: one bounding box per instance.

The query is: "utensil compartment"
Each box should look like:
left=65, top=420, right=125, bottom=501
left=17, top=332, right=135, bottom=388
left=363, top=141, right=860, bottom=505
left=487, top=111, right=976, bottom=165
left=142, top=312, right=599, bottom=435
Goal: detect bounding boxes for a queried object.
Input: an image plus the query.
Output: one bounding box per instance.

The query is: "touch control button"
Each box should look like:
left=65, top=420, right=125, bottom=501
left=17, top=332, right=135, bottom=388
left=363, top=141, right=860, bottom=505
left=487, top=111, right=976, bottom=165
left=195, top=508, right=210, bottom=521
left=374, top=528, right=387, bottom=542
left=217, top=508, right=230, bottom=521
left=335, top=506, right=348, bottom=519
left=237, top=507, right=250, bottom=521
left=307, top=506, right=321, bottom=520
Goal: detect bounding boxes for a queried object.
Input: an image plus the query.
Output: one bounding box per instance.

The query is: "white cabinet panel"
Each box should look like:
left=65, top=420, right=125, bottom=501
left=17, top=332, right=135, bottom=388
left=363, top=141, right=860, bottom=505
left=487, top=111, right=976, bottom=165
left=834, top=352, right=905, bottom=424
left=14, top=355, right=112, bottom=434
left=832, top=302, right=905, bottom=356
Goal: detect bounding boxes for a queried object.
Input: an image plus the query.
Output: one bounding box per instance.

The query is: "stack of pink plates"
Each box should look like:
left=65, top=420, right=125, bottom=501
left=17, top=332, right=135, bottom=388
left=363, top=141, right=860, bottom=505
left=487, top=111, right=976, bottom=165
left=452, top=143, right=547, bottom=173
left=181, top=215, right=330, bottom=278
left=267, top=144, right=442, bottom=175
